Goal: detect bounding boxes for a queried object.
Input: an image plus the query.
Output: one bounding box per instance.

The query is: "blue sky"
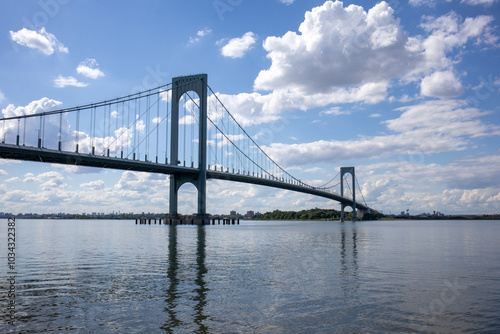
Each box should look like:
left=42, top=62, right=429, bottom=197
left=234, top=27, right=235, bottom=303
left=1, top=0, right=499, bottom=215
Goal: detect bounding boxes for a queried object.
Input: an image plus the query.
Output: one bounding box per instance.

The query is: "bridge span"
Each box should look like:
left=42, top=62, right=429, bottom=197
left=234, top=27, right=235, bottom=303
left=0, top=74, right=374, bottom=221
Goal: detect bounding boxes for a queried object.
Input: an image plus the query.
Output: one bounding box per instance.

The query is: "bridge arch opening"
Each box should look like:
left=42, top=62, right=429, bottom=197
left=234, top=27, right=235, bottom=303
left=176, top=181, right=198, bottom=215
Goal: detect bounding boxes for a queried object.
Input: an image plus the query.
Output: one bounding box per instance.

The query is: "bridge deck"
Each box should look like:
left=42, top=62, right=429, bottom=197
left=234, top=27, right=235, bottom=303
left=0, top=143, right=371, bottom=212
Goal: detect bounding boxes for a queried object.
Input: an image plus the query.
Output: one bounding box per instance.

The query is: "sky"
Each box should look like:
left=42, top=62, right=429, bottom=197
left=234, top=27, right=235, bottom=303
left=0, top=0, right=499, bottom=216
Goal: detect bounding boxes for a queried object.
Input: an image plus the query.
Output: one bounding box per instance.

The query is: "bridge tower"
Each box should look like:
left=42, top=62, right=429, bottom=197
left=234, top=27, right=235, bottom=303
left=340, top=166, right=356, bottom=221
left=169, top=74, right=208, bottom=220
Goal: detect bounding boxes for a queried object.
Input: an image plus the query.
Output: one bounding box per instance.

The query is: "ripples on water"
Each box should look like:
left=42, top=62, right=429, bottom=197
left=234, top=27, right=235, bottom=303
left=1, top=219, right=499, bottom=333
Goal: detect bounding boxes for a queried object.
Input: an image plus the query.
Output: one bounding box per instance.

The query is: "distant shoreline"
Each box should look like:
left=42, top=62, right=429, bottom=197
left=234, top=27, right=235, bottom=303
left=381, top=215, right=500, bottom=220
left=1, top=212, right=499, bottom=221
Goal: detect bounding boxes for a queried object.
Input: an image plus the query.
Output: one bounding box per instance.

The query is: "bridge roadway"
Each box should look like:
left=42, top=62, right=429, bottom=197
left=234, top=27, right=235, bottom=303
left=0, top=142, right=370, bottom=212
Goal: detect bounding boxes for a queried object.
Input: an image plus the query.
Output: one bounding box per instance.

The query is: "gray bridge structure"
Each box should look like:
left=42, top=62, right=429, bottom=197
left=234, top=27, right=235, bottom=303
left=0, top=74, right=373, bottom=222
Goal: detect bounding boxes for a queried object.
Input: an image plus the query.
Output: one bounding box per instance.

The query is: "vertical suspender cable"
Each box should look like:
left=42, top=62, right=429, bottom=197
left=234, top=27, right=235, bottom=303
left=42, top=113, right=46, bottom=148
left=137, top=97, right=141, bottom=159
left=76, top=109, right=80, bottom=152
left=156, top=91, right=160, bottom=163
left=58, top=112, right=62, bottom=150
left=133, top=99, right=137, bottom=160
left=146, top=95, right=150, bottom=161
left=16, top=119, right=20, bottom=146
left=121, top=102, right=124, bottom=158
left=183, top=95, right=186, bottom=166
left=23, top=117, right=26, bottom=146
left=165, top=91, right=172, bottom=164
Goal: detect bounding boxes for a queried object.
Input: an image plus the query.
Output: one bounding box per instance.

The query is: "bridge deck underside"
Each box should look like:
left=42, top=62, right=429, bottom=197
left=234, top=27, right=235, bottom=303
left=0, top=143, right=370, bottom=211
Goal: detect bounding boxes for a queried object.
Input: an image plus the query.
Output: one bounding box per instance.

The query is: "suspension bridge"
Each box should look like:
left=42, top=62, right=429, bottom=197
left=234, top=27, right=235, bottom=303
left=0, top=74, right=374, bottom=222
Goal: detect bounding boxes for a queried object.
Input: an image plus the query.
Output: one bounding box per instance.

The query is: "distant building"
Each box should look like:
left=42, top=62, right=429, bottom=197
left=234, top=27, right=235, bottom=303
left=245, top=210, right=254, bottom=218
left=230, top=210, right=237, bottom=216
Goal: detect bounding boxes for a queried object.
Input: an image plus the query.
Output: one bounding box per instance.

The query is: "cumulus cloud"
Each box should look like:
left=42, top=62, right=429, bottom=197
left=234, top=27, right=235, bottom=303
left=54, top=75, right=88, bottom=88
left=263, top=99, right=500, bottom=167
left=360, top=153, right=500, bottom=214
left=415, top=12, right=496, bottom=75
left=210, top=81, right=388, bottom=126
left=231, top=1, right=495, bottom=125
left=256, top=2, right=495, bottom=95
left=2, top=97, right=62, bottom=118
left=80, top=180, right=105, bottom=190
left=9, top=28, right=68, bottom=55
left=20, top=171, right=66, bottom=191
left=420, top=70, right=463, bottom=98
left=77, top=58, right=104, bottom=79
left=255, top=1, right=413, bottom=93
left=220, top=32, right=257, bottom=58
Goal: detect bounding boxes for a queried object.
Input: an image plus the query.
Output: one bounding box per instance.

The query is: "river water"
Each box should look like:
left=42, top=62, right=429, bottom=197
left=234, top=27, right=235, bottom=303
left=1, top=219, right=499, bottom=333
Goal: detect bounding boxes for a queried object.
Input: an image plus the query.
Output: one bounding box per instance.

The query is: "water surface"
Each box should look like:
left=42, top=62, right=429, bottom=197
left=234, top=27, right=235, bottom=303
left=1, top=219, right=499, bottom=333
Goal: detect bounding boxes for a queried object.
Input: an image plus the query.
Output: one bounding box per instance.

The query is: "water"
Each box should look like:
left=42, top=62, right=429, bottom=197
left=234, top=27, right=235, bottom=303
left=1, top=219, right=499, bottom=333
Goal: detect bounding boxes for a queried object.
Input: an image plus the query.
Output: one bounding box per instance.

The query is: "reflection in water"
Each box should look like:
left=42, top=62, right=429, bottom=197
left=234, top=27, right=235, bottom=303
left=161, top=225, right=209, bottom=333
left=193, top=226, right=209, bottom=333
left=162, top=225, right=181, bottom=332
left=340, top=223, right=359, bottom=297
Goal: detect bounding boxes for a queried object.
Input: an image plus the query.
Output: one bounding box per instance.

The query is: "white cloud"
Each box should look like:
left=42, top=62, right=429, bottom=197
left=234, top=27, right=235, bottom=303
left=0, top=169, right=7, bottom=176
left=421, top=70, right=463, bottom=98
left=9, top=28, right=68, bottom=55
left=321, top=107, right=351, bottom=116
left=135, top=119, right=145, bottom=132
left=0, top=90, right=5, bottom=103
left=4, top=177, right=19, bottom=183
left=197, top=28, right=212, bottom=37
left=52, top=164, right=101, bottom=174
left=77, top=58, right=104, bottom=79
left=220, top=32, right=257, bottom=58
left=416, top=12, right=496, bottom=74
left=54, top=75, right=88, bottom=88
left=80, top=180, right=105, bottom=190
left=255, top=1, right=413, bottom=93
left=179, top=115, right=196, bottom=125
left=369, top=113, right=382, bottom=118
left=249, top=1, right=495, bottom=115
left=20, top=171, right=66, bottom=191
left=263, top=99, right=500, bottom=167
left=210, top=80, right=389, bottom=126
left=279, top=0, right=295, bottom=4
left=201, top=2, right=496, bottom=127
left=461, top=0, right=498, bottom=5
left=2, top=97, right=62, bottom=118
left=189, top=27, right=212, bottom=44
left=360, top=153, right=500, bottom=214
left=409, top=0, right=452, bottom=6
